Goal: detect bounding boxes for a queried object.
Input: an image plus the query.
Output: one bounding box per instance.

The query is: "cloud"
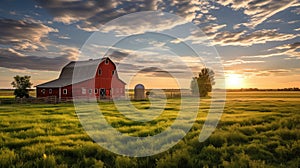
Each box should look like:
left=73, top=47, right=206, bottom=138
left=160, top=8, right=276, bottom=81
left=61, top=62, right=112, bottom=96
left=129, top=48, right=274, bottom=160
left=254, top=69, right=292, bottom=77
left=240, top=42, right=300, bottom=59
left=212, top=29, right=297, bottom=46
left=0, top=18, right=57, bottom=51
left=273, top=42, right=300, bottom=57
left=268, top=69, right=290, bottom=73
left=0, top=48, right=79, bottom=71
left=291, top=7, right=300, bottom=14
left=202, top=23, right=227, bottom=34
left=99, top=12, right=189, bottom=36
left=223, top=59, right=264, bottom=66
left=216, top=0, right=299, bottom=28
left=37, top=0, right=201, bottom=32
left=0, top=49, right=67, bottom=71
left=109, top=50, right=129, bottom=61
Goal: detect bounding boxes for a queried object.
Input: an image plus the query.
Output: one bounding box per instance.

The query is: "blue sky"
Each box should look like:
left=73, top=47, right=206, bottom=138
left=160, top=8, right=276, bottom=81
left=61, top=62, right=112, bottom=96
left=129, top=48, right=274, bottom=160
left=0, top=0, right=299, bottom=89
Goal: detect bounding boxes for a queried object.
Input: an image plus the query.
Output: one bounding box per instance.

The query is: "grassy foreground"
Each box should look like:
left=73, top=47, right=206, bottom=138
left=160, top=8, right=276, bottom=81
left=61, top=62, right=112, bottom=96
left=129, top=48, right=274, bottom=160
left=0, top=92, right=299, bottom=167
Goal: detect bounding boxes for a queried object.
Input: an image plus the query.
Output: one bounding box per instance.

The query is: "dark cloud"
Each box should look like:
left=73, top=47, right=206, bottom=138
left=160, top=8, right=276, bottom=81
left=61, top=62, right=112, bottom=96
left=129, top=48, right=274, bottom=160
left=213, top=29, right=296, bottom=46
left=216, top=0, right=298, bottom=28
left=0, top=18, right=57, bottom=51
left=0, top=48, right=73, bottom=71
left=108, top=50, right=129, bottom=61
left=36, top=0, right=200, bottom=31
left=272, top=42, right=300, bottom=57
left=139, top=67, right=185, bottom=77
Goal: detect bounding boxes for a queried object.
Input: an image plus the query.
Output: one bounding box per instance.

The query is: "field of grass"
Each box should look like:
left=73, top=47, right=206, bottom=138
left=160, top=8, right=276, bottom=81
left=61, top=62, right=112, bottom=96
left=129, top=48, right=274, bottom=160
left=0, top=90, right=36, bottom=99
left=0, top=91, right=299, bottom=167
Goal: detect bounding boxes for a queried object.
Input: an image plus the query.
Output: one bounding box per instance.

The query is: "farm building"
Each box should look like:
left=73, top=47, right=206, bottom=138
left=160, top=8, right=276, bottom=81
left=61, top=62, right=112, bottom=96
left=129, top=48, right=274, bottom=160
left=36, top=57, right=126, bottom=100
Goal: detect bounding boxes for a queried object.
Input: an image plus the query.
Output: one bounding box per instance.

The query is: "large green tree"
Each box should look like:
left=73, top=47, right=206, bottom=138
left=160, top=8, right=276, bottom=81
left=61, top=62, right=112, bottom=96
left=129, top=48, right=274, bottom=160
left=190, top=68, right=215, bottom=97
left=11, top=75, right=33, bottom=98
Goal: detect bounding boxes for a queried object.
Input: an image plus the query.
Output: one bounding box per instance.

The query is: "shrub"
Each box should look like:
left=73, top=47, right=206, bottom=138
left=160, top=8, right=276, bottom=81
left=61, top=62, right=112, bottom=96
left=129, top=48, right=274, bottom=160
left=246, top=144, right=275, bottom=162
left=115, top=156, right=137, bottom=168
left=208, top=133, right=227, bottom=148
left=156, top=149, right=192, bottom=168
left=0, top=148, right=18, bottom=167
left=196, top=145, right=222, bottom=167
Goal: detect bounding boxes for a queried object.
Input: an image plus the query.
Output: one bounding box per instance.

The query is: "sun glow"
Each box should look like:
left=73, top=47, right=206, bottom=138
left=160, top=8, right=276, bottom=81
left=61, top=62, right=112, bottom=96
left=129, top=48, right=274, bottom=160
left=226, top=74, right=244, bottom=89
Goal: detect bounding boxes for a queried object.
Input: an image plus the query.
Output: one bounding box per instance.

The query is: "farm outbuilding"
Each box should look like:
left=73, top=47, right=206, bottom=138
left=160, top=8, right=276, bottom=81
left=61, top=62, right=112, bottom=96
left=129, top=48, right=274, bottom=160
left=134, top=84, right=145, bottom=100
left=36, top=57, right=126, bottom=101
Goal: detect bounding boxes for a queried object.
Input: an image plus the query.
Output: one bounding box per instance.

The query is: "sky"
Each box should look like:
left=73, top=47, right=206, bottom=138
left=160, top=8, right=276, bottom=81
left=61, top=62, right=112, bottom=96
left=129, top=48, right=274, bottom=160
left=0, top=0, right=299, bottom=89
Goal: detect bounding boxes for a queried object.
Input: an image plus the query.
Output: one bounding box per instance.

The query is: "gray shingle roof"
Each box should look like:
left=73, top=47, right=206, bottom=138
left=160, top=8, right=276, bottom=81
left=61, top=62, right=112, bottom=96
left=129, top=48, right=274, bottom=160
left=36, top=58, right=117, bottom=88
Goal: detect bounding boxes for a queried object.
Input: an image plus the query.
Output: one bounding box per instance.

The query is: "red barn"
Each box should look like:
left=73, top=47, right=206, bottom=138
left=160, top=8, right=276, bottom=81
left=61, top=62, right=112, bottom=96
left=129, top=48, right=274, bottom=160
left=36, top=57, right=126, bottom=100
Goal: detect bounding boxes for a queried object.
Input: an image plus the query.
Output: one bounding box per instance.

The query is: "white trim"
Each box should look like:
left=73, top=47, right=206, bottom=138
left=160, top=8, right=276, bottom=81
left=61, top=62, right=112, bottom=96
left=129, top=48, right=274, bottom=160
left=59, top=88, right=61, bottom=101
left=63, top=89, right=67, bottom=95
left=82, top=87, right=86, bottom=94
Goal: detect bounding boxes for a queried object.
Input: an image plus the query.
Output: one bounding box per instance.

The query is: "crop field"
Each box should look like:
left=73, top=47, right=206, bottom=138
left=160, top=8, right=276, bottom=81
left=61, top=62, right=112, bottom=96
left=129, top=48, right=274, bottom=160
left=0, top=91, right=299, bottom=167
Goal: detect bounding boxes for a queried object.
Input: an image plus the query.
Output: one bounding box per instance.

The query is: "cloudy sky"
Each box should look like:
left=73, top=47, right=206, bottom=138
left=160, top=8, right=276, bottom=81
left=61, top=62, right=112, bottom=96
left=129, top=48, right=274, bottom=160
left=0, top=0, right=299, bottom=89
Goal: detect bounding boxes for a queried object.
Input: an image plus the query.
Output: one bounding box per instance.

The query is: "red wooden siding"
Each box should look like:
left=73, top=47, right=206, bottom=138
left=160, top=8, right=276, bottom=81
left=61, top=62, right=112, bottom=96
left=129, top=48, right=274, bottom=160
left=36, top=58, right=125, bottom=100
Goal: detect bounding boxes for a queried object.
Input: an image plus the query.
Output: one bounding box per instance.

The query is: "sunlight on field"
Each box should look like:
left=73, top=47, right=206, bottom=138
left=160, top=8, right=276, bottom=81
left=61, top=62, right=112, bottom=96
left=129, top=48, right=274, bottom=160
left=0, top=92, right=299, bottom=167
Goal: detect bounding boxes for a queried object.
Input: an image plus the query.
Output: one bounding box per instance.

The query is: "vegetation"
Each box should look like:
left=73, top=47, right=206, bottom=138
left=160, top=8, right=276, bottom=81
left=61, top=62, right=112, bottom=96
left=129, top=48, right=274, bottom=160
left=190, top=68, right=215, bottom=97
left=0, top=92, right=299, bottom=167
left=11, top=75, right=33, bottom=98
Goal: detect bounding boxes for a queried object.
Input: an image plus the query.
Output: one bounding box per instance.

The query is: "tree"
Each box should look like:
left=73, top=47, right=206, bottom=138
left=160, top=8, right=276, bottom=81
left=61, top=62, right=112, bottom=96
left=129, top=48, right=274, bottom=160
left=190, top=68, right=215, bottom=97
left=11, top=75, right=33, bottom=98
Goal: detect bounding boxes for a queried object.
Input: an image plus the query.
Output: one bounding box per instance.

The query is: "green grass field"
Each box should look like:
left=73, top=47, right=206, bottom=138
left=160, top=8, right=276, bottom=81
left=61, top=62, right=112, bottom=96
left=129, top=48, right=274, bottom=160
left=0, top=92, right=299, bottom=167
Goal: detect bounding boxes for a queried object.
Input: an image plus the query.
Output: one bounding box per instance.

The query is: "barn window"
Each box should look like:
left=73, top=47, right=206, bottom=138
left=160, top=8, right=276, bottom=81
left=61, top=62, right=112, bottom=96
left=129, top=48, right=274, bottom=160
left=81, top=88, right=86, bottom=94
left=94, top=89, right=98, bottom=94
left=49, top=89, right=52, bottom=94
left=105, top=58, right=109, bottom=64
left=41, top=89, right=45, bottom=94
left=63, top=89, right=67, bottom=95
left=89, top=89, right=92, bottom=94
left=98, top=68, right=102, bottom=75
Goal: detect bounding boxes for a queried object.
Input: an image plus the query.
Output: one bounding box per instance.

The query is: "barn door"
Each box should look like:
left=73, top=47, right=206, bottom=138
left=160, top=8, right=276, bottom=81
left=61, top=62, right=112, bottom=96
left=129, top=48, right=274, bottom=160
left=100, top=88, right=106, bottom=99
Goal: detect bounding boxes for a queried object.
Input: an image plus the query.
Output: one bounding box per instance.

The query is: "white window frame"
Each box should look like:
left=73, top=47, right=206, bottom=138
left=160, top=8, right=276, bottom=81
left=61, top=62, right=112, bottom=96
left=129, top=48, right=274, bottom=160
left=105, top=59, right=109, bottom=64
left=82, top=88, right=86, bottom=94
left=94, top=89, right=98, bottom=94
left=49, top=89, right=52, bottom=94
left=41, top=89, right=45, bottom=94
left=63, top=89, right=67, bottom=95
left=89, top=89, right=92, bottom=94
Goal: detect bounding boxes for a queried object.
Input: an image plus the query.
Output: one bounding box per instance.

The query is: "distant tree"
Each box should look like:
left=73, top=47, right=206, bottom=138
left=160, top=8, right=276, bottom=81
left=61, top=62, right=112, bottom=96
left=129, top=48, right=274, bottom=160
left=190, top=68, right=215, bottom=97
left=11, top=75, right=33, bottom=98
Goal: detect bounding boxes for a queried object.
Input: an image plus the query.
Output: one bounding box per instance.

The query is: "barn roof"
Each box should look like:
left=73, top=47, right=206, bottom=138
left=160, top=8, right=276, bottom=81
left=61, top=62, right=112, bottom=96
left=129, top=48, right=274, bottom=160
left=36, top=57, right=124, bottom=88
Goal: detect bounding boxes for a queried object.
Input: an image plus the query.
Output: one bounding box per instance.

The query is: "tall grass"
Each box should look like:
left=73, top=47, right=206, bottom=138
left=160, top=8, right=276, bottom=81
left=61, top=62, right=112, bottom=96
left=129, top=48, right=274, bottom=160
left=0, top=92, right=299, bottom=167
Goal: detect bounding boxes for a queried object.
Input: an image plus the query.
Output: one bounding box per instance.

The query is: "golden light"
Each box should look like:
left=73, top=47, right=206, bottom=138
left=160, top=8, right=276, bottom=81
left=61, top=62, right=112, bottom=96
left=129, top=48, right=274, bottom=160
left=226, top=74, right=244, bottom=89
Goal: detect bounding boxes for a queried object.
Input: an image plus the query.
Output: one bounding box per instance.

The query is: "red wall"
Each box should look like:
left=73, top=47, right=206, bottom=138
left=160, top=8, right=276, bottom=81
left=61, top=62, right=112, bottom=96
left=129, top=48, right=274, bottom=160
left=36, top=88, right=59, bottom=98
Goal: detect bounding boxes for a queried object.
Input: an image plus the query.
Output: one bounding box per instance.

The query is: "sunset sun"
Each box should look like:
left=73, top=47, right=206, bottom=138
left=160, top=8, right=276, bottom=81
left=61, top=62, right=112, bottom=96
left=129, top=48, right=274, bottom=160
left=226, top=74, right=244, bottom=89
